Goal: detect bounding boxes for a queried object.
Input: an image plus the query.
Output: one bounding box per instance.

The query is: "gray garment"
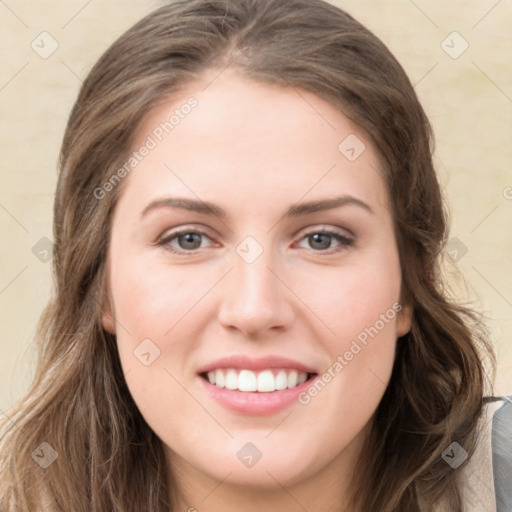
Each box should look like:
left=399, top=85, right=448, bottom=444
left=491, top=396, right=512, bottom=512
left=419, top=396, right=511, bottom=511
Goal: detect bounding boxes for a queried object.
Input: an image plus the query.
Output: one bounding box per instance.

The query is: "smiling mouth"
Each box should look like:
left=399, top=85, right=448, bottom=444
left=200, top=368, right=317, bottom=393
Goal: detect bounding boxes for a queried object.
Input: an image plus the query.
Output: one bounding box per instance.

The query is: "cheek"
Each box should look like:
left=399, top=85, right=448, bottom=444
left=297, top=257, right=401, bottom=402
left=301, top=258, right=402, bottom=340
left=111, top=258, right=213, bottom=340
left=110, top=261, right=217, bottom=441
left=110, top=259, right=217, bottom=411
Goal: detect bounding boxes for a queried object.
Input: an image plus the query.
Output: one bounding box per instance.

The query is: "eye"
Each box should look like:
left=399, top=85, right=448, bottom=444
left=157, top=229, right=215, bottom=253
left=296, top=230, right=354, bottom=252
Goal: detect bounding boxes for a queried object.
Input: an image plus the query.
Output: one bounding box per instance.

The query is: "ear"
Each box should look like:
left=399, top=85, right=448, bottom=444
left=101, top=294, right=116, bottom=335
left=396, top=303, right=413, bottom=338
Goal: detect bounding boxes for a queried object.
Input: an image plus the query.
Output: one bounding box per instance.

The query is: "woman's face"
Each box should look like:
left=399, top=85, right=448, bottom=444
left=103, top=71, right=412, bottom=493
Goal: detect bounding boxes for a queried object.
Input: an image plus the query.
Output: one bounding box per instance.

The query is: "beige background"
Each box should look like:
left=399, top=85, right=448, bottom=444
left=1, top=0, right=511, bottom=414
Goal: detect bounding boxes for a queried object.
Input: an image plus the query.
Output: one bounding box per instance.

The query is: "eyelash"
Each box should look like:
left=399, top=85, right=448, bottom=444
left=156, top=227, right=354, bottom=255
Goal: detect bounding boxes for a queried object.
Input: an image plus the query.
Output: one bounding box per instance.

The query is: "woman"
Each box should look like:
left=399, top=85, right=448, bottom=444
left=0, top=0, right=508, bottom=510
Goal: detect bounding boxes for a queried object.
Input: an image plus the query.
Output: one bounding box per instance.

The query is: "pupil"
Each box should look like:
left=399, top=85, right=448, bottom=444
left=309, top=233, right=331, bottom=250
left=179, top=233, right=201, bottom=249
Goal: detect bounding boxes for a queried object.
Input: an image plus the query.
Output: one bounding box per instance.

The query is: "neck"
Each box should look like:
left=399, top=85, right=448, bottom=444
left=170, top=462, right=354, bottom=512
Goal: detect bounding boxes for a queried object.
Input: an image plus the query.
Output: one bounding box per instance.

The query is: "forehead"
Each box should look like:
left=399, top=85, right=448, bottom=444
left=122, top=70, right=389, bottom=216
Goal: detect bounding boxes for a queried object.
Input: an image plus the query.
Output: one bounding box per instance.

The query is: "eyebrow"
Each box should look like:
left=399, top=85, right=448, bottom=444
left=140, top=195, right=374, bottom=219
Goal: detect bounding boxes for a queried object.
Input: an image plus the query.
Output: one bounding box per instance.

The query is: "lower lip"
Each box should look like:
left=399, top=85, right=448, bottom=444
left=198, top=376, right=314, bottom=416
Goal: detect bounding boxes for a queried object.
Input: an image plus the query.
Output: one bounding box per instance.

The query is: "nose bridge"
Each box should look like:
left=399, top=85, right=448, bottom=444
left=217, top=242, right=293, bottom=334
left=235, top=251, right=276, bottom=302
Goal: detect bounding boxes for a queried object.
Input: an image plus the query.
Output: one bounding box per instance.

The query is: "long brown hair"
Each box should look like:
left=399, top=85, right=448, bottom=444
left=0, top=1, right=495, bottom=510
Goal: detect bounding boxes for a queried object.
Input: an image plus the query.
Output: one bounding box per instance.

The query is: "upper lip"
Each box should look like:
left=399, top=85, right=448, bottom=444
left=197, top=355, right=318, bottom=375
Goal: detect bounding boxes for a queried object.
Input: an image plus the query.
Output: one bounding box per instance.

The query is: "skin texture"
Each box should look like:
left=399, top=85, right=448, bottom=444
left=102, top=70, right=412, bottom=512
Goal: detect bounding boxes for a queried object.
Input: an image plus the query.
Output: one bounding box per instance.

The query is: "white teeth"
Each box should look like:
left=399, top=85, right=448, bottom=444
left=225, top=369, right=238, bottom=390
left=257, top=370, right=275, bottom=392
left=215, top=369, right=225, bottom=388
left=204, top=368, right=310, bottom=392
left=297, top=372, right=307, bottom=385
left=275, top=370, right=288, bottom=390
left=238, top=369, right=257, bottom=391
left=287, top=370, right=298, bottom=388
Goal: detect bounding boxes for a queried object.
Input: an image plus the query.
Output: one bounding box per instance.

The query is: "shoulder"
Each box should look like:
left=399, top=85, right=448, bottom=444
left=456, top=395, right=512, bottom=512
left=420, top=395, right=512, bottom=512
left=487, top=395, right=512, bottom=511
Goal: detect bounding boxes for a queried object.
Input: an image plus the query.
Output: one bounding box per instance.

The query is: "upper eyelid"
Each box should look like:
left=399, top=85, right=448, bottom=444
left=159, top=224, right=352, bottom=238
left=157, top=225, right=354, bottom=250
left=294, top=230, right=354, bottom=250
left=295, top=224, right=354, bottom=241
left=156, top=228, right=215, bottom=254
left=157, top=225, right=215, bottom=242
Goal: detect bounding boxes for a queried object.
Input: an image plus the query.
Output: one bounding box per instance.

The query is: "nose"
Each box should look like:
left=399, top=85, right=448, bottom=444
left=217, top=252, right=295, bottom=337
